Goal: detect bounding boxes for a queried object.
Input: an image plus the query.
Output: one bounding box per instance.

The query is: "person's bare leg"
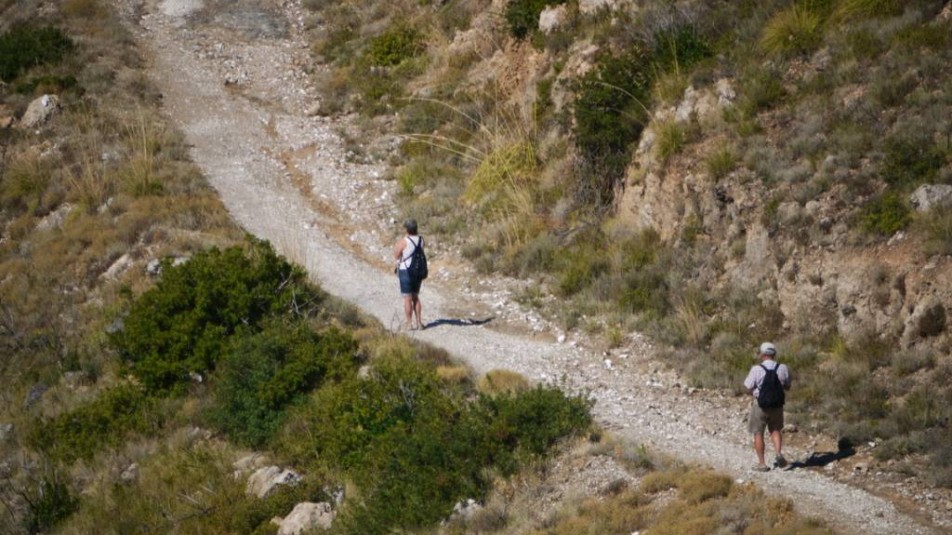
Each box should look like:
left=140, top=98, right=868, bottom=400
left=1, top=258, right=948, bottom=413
left=403, top=295, right=414, bottom=329
left=412, top=295, right=423, bottom=329
left=753, top=433, right=767, bottom=468
left=771, top=430, right=784, bottom=459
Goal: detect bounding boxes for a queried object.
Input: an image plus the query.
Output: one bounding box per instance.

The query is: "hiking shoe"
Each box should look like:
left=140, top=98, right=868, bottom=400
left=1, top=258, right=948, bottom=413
left=752, top=464, right=770, bottom=472
left=774, top=454, right=788, bottom=468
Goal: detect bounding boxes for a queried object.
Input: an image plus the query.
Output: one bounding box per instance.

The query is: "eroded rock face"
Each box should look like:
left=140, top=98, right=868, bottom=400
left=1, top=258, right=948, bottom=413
left=614, top=78, right=952, bottom=352
left=275, top=502, right=335, bottom=535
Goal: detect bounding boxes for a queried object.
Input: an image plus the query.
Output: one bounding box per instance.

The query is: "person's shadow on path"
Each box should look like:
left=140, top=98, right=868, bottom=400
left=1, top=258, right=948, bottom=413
left=423, top=317, right=494, bottom=329
left=783, top=438, right=856, bottom=471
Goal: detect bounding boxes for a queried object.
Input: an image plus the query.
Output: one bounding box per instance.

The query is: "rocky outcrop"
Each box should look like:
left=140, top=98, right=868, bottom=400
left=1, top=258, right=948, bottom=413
left=910, top=184, right=952, bottom=212
left=539, top=5, right=569, bottom=34
left=615, top=79, right=952, bottom=352
left=274, top=502, right=335, bottom=534
left=246, top=466, right=302, bottom=498
left=18, top=94, right=60, bottom=128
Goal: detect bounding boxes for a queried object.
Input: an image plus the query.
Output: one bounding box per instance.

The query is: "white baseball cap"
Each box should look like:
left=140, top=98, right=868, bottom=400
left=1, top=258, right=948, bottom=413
left=759, top=342, right=777, bottom=356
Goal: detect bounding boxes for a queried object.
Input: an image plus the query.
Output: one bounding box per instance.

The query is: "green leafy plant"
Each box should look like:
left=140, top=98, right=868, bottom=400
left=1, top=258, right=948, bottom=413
left=860, top=192, right=912, bottom=236
left=29, top=383, right=155, bottom=463
left=111, top=238, right=324, bottom=393
left=0, top=25, right=74, bottom=82
left=22, top=471, right=78, bottom=534
left=364, top=23, right=423, bottom=67
left=208, top=321, right=359, bottom=447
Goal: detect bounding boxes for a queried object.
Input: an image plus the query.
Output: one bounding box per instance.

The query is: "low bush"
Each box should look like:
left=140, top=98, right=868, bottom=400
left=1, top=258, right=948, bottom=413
left=0, top=25, right=74, bottom=82
left=111, top=238, right=324, bottom=393
left=207, top=321, right=359, bottom=447
left=478, top=369, right=530, bottom=395
left=29, top=383, right=155, bottom=463
left=21, top=470, right=78, bottom=534
left=880, top=137, right=946, bottom=188
left=275, top=355, right=591, bottom=533
left=860, top=191, right=911, bottom=235
left=737, top=66, right=787, bottom=117
left=505, top=0, right=567, bottom=40
left=363, top=23, right=423, bottom=67
left=760, top=4, right=825, bottom=58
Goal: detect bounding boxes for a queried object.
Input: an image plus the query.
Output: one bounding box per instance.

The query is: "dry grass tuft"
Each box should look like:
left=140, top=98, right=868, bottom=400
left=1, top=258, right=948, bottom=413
left=477, top=368, right=530, bottom=396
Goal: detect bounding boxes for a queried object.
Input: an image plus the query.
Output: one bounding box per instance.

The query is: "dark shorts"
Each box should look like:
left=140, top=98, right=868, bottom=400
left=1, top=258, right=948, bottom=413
left=748, top=403, right=784, bottom=434
left=399, top=269, right=422, bottom=295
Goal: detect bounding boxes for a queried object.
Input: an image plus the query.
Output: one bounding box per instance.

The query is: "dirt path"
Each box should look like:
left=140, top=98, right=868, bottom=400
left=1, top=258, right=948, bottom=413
left=121, top=0, right=950, bottom=533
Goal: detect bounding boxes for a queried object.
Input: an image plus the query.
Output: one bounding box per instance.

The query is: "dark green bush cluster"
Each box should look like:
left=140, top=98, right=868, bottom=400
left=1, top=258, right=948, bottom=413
left=572, top=25, right=712, bottom=206
left=572, top=47, right=653, bottom=205
left=0, top=25, right=74, bottom=82
left=29, top=383, right=155, bottom=463
left=279, top=355, right=592, bottom=534
left=505, top=0, right=568, bottom=40
left=111, top=238, right=324, bottom=392
left=22, top=473, right=78, bottom=534
left=208, top=321, right=358, bottom=447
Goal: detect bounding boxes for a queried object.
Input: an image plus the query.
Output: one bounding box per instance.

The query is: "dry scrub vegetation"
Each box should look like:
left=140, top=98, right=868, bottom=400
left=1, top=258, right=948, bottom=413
left=0, top=2, right=827, bottom=534
left=303, top=0, right=952, bottom=488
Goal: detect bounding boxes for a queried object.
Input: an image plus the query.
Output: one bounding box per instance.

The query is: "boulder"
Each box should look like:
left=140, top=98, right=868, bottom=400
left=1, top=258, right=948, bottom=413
left=902, top=297, right=948, bottom=347
left=18, top=94, right=60, bottom=128
left=233, top=453, right=270, bottom=480
left=909, top=184, right=952, bottom=212
left=120, top=463, right=139, bottom=484
left=246, top=466, right=302, bottom=498
left=538, top=5, right=568, bottom=34
left=0, top=423, right=13, bottom=443
left=276, top=502, right=335, bottom=534
left=35, top=203, right=74, bottom=232
left=579, top=0, right=619, bottom=15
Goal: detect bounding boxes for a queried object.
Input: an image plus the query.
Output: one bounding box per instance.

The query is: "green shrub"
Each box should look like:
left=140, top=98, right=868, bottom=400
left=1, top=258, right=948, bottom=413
left=738, top=66, right=787, bottom=117
left=573, top=47, right=652, bottom=205
left=705, top=144, right=737, bottom=179
left=760, top=4, right=825, bottom=57
left=880, top=138, right=946, bottom=188
left=277, top=355, right=591, bottom=533
left=860, top=191, right=911, bottom=235
left=111, top=238, right=323, bottom=393
left=651, top=26, right=713, bottom=71
left=208, top=321, right=359, bottom=447
left=22, top=471, right=78, bottom=534
left=0, top=25, right=74, bottom=82
left=29, top=383, right=155, bottom=463
left=505, top=0, right=567, bottom=39
left=364, top=23, right=424, bottom=67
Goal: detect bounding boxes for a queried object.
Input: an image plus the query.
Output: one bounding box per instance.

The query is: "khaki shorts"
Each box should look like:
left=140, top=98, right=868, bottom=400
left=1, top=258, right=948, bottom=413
left=748, top=403, right=784, bottom=435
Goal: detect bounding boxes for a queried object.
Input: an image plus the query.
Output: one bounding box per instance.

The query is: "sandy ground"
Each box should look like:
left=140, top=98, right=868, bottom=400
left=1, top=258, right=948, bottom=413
left=118, top=0, right=952, bottom=532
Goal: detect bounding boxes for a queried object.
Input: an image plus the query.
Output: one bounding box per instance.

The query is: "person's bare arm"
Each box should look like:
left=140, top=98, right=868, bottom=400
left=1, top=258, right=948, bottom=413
left=393, top=238, right=405, bottom=262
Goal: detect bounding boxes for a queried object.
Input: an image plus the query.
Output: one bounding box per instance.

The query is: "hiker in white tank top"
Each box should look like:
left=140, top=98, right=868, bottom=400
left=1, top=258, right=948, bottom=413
left=393, top=219, right=425, bottom=330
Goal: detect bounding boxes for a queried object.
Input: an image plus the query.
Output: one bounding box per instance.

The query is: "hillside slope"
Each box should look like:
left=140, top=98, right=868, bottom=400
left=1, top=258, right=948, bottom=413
left=122, top=0, right=950, bottom=532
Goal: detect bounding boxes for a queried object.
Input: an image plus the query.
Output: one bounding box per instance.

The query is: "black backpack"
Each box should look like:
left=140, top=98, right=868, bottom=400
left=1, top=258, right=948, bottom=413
left=407, top=236, right=428, bottom=281
left=757, top=364, right=785, bottom=409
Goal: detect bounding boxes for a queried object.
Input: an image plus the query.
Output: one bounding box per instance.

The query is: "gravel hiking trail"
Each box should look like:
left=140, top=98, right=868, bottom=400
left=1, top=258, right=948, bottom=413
left=118, top=0, right=951, bottom=533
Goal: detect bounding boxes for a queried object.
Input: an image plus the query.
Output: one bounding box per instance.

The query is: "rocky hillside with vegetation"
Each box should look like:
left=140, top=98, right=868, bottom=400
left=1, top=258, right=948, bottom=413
left=297, top=0, right=952, bottom=486
left=1, top=0, right=951, bottom=533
